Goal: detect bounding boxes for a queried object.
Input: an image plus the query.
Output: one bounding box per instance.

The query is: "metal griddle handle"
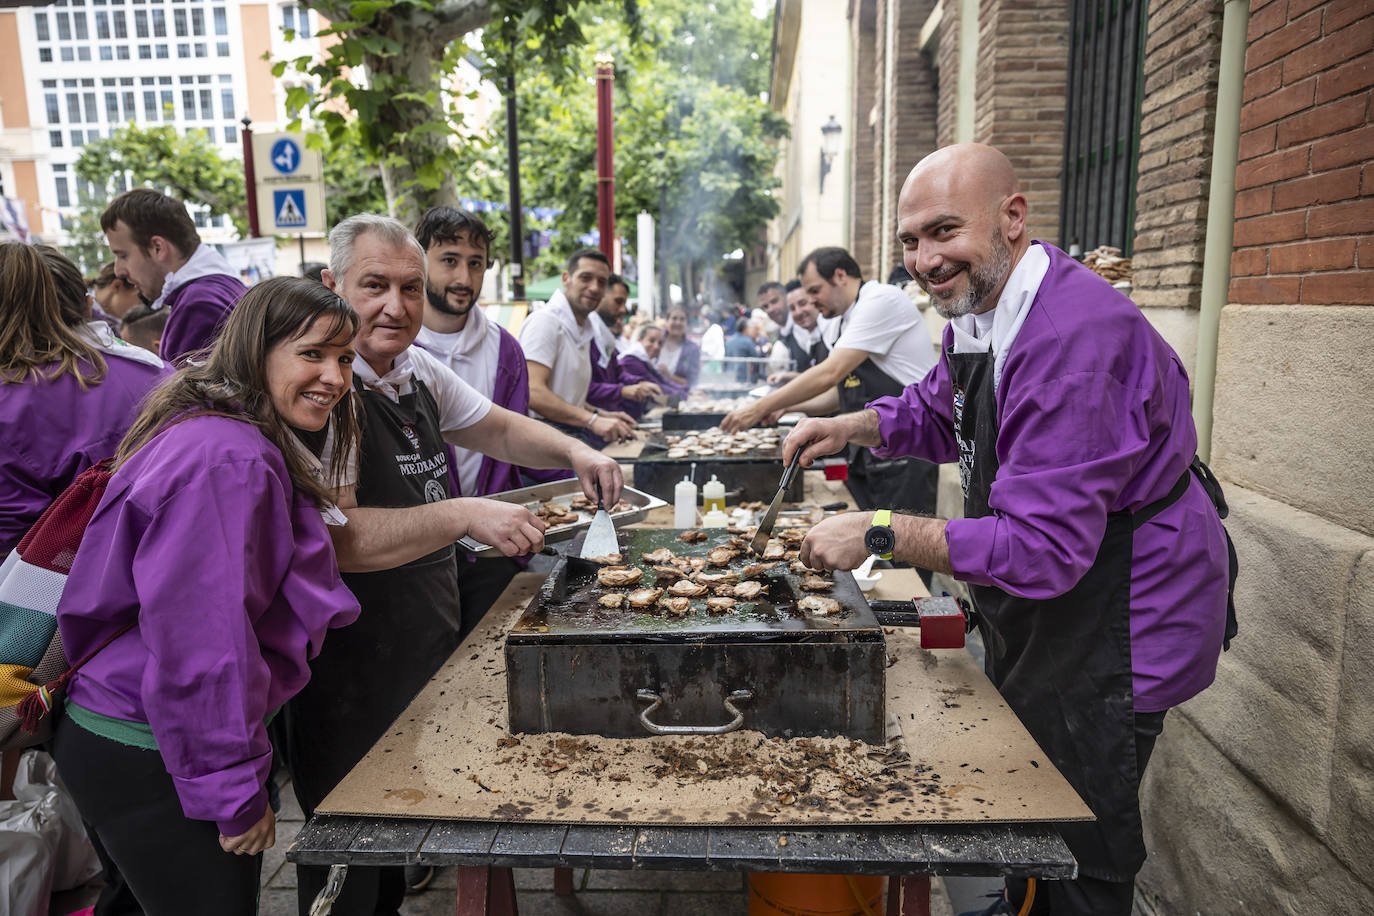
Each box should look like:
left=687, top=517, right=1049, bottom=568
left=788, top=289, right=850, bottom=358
left=635, top=689, right=753, bottom=735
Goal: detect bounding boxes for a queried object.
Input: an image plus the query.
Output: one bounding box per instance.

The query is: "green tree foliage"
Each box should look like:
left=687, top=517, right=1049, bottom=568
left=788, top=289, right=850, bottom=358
left=482, top=0, right=786, bottom=288
left=69, top=124, right=246, bottom=273
left=319, top=121, right=390, bottom=226
left=282, top=0, right=617, bottom=227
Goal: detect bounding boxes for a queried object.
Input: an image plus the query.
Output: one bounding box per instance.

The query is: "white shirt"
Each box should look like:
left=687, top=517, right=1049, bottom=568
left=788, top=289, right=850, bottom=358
left=518, top=290, right=593, bottom=417
left=949, top=242, right=1050, bottom=391
left=824, top=280, right=937, bottom=385
left=415, top=307, right=503, bottom=497
left=323, top=344, right=492, bottom=488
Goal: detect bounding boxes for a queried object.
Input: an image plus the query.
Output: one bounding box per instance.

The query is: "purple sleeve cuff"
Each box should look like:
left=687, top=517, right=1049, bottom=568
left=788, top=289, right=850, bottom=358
left=215, top=788, right=269, bottom=837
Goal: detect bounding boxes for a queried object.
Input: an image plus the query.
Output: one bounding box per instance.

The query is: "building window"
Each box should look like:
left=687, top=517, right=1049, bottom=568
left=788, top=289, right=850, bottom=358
left=66, top=95, right=81, bottom=122
left=39, top=48, right=53, bottom=62
left=143, top=89, right=157, bottom=117
left=1059, top=0, right=1149, bottom=255
left=45, top=93, right=60, bottom=122
left=161, top=88, right=173, bottom=115
left=297, top=5, right=310, bottom=37
left=135, top=9, right=148, bottom=37
left=223, top=123, right=236, bottom=144
left=56, top=12, right=71, bottom=40
left=83, top=91, right=98, bottom=121
left=157, top=44, right=170, bottom=58
left=78, top=46, right=91, bottom=60
left=99, top=46, right=112, bottom=60
left=194, top=42, right=206, bottom=56
left=70, top=130, right=84, bottom=147
left=199, top=88, right=212, bottom=116
left=55, top=177, right=71, bottom=208
left=204, top=125, right=215, bottom=143
left=281, top=4, right=294, bottom=33
left=151, top=8, right=164, bottom=36
left=50, top=130, right=63, bottom=147
left=60, top=47, right=75, bottom=61
left=95, top=10, right=109, bottom=37
left=112, top=9, right=126, bottom=37
left=106, top=91, right=119, bottom=119
left=176, top=42, right=188, bottom=56
left=117, top=45, right=129, bottom=59
left=216, top=40, right=228, bottom=55
left=220, top=88, right=233, bottom=118
left=34, top=12, right=50, bottom=41
left=173, top=8, right=187, bottom=36
left=72, top=11, right=89, bottom=39
left=182, top=88, right=197, bottom=118
left=191, top=8, right=203, bottom=35
left=213, top=6, right=226, bottom=35
left=138, top=44, right=151, bottom=58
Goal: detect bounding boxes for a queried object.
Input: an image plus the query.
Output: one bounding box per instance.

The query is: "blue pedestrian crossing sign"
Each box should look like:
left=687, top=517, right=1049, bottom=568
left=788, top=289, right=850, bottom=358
left=270, top=138, right=302, bottom=174
left=273, top=189, right=308, bottom=228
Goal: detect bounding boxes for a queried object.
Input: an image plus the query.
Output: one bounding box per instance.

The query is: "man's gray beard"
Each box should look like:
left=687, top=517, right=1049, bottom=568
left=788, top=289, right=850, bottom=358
left=930, top=231, right=1012, bottom=320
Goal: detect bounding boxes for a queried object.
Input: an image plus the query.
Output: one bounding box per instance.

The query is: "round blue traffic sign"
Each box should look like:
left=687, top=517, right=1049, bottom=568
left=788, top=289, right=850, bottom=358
left=270, top=138, right=301, bottom=175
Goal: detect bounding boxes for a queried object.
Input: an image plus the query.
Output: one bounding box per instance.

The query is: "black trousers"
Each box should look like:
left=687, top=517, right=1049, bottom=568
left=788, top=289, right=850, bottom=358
left=50, top=716, right=262, bottom=916
left=455, top=553, right=523, bottom=640
left=1004, top=710, right=1169, bottom=916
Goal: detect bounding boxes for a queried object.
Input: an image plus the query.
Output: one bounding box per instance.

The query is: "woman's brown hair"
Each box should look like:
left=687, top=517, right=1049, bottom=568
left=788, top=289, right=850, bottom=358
left=0, top=242, right=107, bottom=388
left=117, top=276, right=360, bottom=507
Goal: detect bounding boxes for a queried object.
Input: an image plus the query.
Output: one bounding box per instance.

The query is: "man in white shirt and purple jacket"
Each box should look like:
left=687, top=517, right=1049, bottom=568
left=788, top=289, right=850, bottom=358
left=785, top=144, right=1237, bottom=916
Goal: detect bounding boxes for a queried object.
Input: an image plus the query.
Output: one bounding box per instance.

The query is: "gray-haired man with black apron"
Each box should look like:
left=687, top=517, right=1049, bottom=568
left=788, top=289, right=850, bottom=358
left=288, top=216, right=622, bottom=916
left=786, top=146, right=1236, bottom=915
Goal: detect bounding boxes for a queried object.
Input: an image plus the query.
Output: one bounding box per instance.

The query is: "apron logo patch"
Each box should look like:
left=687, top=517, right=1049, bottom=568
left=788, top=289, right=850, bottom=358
left=401, top=424, right=421, bottom=452
left=843, top=375, right=861, bottom=388
left=424, top=478, right=448, bottom=503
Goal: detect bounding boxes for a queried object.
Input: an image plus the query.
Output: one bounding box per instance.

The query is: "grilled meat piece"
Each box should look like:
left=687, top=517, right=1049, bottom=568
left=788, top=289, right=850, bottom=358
left=739, top=562, right=777, bottom=579
left=661, top=596, right=693, bottom=616
left=696, top=571, right=739, bottom=585
left=678, top=529, right=708, bottom=543
left=626, top=587, right=664, bottom=607
left=651, top=565, right=685, bottom=583
left=705, top=596, right=737, bottom=613
left=641, top=547, right=677, bottom=564
left=732, top=580, right=765, bottom=600
left=799, top=595, right=841, bottom=615
left=800, top=574, right=833, bottom=591
left=598, top=593, right=625, bottom=609
left=597, top=566, right=644, bottom=588
left=707, top=547, right=739, bottom=567
left=667, top=579, right=708, bottom=597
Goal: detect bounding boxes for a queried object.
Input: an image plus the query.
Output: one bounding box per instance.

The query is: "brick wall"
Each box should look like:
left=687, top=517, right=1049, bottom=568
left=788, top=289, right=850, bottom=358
left=1230, top=0, right=1373, bottom=307
left=972, top=0, right=1070, bottom=244
left=937, top=0, right=959, bottom=148
left=1132, top=0, right=1224, bottom=311
left=851, top=0, right=878, bottom=280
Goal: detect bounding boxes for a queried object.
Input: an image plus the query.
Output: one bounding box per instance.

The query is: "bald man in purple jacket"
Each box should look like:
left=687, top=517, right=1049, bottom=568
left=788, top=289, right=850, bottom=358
left=101, top=188, right=246, bottom=364
left=785, top=144, right=1236, bottom=916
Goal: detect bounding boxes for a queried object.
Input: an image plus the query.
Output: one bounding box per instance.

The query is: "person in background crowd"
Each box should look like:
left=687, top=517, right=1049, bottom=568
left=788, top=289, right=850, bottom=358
left=91, top=260, right=144, bottom=321
left=722, top=246, right=938, bottom=526
left=618, top=324, right=686, bottom=418
left=120, top=304, right=170, bottom=357
left=659, top=305, right=702, bottom=389
left=724, top=317, right=762, bottom=382
left=289, top=217, right=623, bottom=915
left=50, top=277, right=364, bottom=916
left=788, top=144, right=1234, bottom=916
left=412, top=206, right=531, bottom=639
left=518, top=248, right=637, bottom=446
left=0, top=243, right=168, bottom=556
left=587, top=273, right=662, bottom=424
left=101, top=188, right=246, bottom=364
left=301, top=262, right=328, bottom=284
left=768, top=278, right=826, bottom=384
left=697, top=307, right=726, bottom=365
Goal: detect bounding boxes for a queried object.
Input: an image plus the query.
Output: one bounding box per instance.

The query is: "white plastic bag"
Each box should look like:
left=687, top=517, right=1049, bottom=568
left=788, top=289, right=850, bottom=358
left=0, top=750, right=101, bottom=916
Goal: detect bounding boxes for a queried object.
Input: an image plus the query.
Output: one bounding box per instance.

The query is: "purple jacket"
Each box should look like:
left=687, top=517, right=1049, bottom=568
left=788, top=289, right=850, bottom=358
left=60, top=416, right=360, bottom=834
left=160, top=274, right=246, bottom=365
left=868, top=243, right=1229, bottom=712
left=586, top=339, right=628, bottom=413
left=443, top=327, right=530, bottom=497
left=0, top=355, right=169, bottom=554
left=619, top=352, right=687, bottom=420
left=669, top=339, right=702, bottom=390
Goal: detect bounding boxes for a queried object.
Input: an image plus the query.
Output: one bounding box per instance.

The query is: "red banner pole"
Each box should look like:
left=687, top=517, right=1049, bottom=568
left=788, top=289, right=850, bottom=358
left=241, top=116, right=259, bottom=238
left=595, top=53, right=615, bottom=267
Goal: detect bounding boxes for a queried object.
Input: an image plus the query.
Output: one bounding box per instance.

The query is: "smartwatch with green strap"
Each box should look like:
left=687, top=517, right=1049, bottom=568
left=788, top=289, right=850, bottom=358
left=864, top=509, right=895, bottom=560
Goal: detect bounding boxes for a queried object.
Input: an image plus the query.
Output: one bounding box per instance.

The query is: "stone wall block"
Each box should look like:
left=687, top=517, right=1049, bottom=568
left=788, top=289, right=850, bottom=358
left=1211, top=304, right=1374, bottom=535
left=1328, top=551, right=1374, bottom=885
left=1176, top=483, right=1370, bottom=830
left=1137, top=714, right=1374, bottom=915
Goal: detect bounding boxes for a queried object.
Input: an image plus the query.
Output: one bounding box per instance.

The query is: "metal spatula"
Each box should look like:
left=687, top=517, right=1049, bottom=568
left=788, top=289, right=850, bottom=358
left=750, top=450, right=802, bottom=555
left=580, top=481, right=620, bottom=559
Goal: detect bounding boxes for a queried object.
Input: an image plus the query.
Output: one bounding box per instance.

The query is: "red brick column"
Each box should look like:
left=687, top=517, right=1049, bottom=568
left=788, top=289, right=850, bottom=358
left=1230, top=0, right=1373, bottom=307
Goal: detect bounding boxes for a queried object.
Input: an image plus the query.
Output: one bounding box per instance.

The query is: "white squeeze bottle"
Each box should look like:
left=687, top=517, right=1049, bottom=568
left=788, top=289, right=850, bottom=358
left=702, top=475, right=726, bottom=514
left=674, top=476, right=698, bottom=528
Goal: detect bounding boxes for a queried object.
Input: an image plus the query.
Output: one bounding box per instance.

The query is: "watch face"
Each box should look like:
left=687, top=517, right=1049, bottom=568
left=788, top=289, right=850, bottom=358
left=866, top=526, right=894, bottom=555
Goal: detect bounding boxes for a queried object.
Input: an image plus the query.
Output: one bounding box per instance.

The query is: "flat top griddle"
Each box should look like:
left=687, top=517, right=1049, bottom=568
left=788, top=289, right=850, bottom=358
left=509, top=528, right=881, bottom=644
left=633, top=430, right=785, bottom=464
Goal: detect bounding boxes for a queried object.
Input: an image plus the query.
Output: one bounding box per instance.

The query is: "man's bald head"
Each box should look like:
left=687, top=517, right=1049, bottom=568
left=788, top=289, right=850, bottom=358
left=896, top=144, right=1030, bottom=319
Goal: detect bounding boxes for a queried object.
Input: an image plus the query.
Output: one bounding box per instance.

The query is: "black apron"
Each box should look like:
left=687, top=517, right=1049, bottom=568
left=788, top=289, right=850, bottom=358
left=951, top=346, right=1191, bottom=882
left=781, top=328, right=815, bottom=374
left=285, top=377, right=464, bottom=812
left=834, top=322, right=937, bottom=515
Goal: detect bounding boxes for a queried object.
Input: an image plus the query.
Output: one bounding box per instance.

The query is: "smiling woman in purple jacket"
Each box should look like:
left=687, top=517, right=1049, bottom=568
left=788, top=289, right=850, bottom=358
left=49, top=278, right=364, bottom=916
left=0, top=243, right=169, bottom=556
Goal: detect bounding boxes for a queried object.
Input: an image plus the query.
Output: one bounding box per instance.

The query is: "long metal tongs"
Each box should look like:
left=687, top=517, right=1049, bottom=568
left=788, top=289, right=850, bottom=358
left=750, top=450, right=803, bottom=555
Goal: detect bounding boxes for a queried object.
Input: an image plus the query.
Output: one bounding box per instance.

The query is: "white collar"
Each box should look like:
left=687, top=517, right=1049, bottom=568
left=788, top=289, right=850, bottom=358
left=949, top=242, right=1050, bottom=390
left=77, top=320, right=167, bottom=369
left=544, top=289, right=595, bottom=347
left=353, top=345, right=416, bottom=403
left=588, top=311, right=618, bottom=367
left=417, top=304, right=489, bottom=359
left=622, top=339, right=652, bottom=363
left=151, top=243, right=236, bottom=310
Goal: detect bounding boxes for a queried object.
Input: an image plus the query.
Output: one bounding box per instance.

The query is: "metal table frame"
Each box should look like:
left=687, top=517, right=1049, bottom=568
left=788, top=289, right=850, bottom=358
left=289, top=814, right=1076, bottom=915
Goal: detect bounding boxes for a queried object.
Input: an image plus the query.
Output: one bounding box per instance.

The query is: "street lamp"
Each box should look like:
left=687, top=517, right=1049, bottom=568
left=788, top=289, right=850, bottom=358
left=819, top=115, right=842, bottom=194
